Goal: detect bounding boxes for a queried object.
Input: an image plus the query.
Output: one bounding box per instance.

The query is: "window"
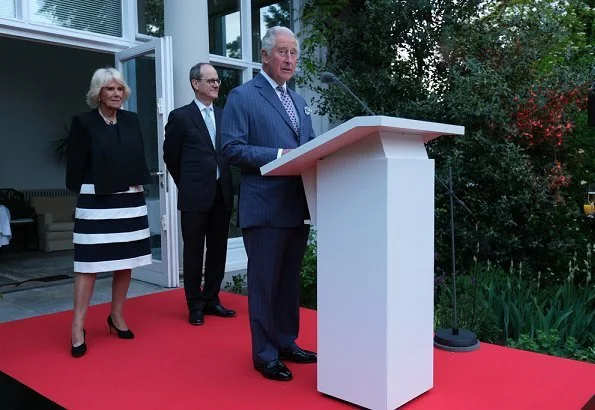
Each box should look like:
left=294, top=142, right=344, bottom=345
left=137, top=0, right=163, bottom=37
left=214, top=65, right=242, bottom=108
left=251, top=0, right=291, bottom=62
left=209, top=1, right=295, bottom=238
left=209, top=0, right=242, bottom=59
left=29, top=0, right=123, bottom=37
left=213, top=65, right=242, bottom=238
left=0, top=0, right=16, bottom=19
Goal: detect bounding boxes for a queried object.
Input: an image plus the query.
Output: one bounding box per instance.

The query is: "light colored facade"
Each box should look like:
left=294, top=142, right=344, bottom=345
left=0, top=0, right=328, bottom=287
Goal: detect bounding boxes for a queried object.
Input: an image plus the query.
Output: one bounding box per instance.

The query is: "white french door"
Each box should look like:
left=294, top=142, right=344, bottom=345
left=115, top=37, right=179, bottom=287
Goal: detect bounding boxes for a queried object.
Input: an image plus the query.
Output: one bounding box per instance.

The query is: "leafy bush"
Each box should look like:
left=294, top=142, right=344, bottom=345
left=508, top=330, right=595, bottom=363
left=436, top=261, right=594, bottom=361
left=435, top=261, right=502, bottom=343
left=300, top=0, right=595, bottom=284
left=300, top=229, right=317, bottom=309
left=224, top=273, right=247, bottom=295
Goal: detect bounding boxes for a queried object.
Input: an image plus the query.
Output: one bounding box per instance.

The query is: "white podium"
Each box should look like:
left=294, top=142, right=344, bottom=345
left=261, top=116, right=464, bottom=410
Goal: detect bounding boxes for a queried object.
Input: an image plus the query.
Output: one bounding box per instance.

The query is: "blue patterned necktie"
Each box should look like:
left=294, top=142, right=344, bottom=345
left=203, top=107, right=216, bottom=143
left=277, top=86, right=299, bottom=134
left=203, top=107, right=220, bottom=179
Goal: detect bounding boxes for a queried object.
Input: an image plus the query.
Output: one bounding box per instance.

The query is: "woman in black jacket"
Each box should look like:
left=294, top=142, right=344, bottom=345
left=66, top=67, right=151, bottom=358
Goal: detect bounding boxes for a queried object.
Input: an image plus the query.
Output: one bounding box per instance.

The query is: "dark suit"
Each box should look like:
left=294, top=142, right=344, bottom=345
left=221, top=73, right=316, bottom=365
left=163, top=101, right=233, bottom=312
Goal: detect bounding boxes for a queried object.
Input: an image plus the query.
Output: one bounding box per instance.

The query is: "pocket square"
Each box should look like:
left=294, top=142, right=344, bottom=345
left=304, top=106, right=312, bottom=116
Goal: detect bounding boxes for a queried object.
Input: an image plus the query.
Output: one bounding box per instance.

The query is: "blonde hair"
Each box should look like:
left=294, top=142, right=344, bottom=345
left=85, top=67, right=131, bottom=108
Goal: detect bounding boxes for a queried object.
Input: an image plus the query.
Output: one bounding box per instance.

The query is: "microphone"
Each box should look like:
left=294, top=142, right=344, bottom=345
left=320, top=71, right=376, bottom=116
left=320, top=72, right=338, bottom=84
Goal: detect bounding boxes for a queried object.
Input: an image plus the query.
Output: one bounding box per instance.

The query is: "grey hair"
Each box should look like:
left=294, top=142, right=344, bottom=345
left=189, top=62, right=208, bottom=88
left=261, top=26, right=299, bottom=57
left=85, top=67, right=131, bottom=109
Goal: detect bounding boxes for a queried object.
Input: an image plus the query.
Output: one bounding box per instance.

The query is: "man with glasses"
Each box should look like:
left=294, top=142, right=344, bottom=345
left=164, top=62, right=235, bottom=326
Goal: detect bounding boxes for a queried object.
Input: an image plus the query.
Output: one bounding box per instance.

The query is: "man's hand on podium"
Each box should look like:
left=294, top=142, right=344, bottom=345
left=281, top=149, right=293, bottom=155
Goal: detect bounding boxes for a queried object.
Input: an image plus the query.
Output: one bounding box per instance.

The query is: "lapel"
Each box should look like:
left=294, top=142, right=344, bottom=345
left=187, top=101, right=216, bottom=153
left=115, top=110, right=134, bottom=141
left=214, top=106, right=222, bottom=151
left=255, top=74, right=299, bottom=138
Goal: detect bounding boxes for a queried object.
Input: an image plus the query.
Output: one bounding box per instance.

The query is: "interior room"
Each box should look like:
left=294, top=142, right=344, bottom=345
left=0, top=35, right=113, bottom=287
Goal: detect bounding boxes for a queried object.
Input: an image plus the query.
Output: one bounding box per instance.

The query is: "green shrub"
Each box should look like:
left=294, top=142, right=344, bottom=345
left=224, top=273, right=247, bottom=295
left=508, top=329, right=595, bottom=363
left=435, top=261, right=502, bottom=343
left=300, top=229, right=317, bottom=309
left=436, top=260, right=594, bottom=362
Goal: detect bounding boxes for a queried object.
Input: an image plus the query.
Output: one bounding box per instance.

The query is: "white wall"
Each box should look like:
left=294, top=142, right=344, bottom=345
left=0, top=36, right=112, bottom=190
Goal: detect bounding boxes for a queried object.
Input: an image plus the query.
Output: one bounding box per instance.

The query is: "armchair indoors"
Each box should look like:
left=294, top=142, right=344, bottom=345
left=30, top=196, right=77, bottom=252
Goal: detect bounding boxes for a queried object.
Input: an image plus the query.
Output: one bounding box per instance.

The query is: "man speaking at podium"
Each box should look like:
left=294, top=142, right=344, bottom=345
left=221, top=26, right=317, bottom=381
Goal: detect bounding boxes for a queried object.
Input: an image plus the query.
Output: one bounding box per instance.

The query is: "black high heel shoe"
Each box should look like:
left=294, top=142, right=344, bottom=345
left=107, top=314, right=135, bottom=339
left=71, top=329, right=87, bottom=358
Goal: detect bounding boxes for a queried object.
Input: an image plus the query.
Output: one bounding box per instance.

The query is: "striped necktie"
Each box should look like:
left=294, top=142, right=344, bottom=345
left=203, top=106, right=216, bottom=143
left=277, top=86, right=299, bottom=134
left=203, top=107, right=219, bottom=179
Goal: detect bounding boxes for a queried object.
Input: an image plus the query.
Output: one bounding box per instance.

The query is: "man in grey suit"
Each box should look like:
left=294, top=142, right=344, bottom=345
left=164, top=63, right=236, bottom=326
left=221, top=26, right=317, bottom=381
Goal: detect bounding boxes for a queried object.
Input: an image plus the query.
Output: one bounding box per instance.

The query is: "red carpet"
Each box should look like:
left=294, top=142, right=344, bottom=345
left=1, top=289, right=593, bottom=409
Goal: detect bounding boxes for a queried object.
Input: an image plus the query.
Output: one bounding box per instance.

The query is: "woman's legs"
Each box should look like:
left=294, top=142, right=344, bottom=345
left=72, top=272, right=97, bottom=346
left=110, top=269, right=132, bottom=330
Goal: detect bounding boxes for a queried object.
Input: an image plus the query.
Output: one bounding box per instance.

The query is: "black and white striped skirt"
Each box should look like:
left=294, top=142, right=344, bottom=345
left=73, top=184, right=152, bottom=273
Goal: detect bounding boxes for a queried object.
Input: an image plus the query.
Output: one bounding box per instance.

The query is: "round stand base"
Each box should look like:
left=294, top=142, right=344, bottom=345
left=434, top=328, right=480, bottom=352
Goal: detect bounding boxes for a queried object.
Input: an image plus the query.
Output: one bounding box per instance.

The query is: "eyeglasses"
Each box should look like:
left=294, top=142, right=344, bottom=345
left=196, top=78, right=222, bottom=86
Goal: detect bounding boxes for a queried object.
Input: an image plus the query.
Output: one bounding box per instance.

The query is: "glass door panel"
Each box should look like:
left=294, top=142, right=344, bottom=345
left=121, top=54, right=162, bottom=261
left=116, top=37, right=178, bottom=287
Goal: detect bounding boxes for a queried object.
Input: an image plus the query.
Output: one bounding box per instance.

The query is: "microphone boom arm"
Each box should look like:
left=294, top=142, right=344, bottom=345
left=321, top=72, right=375, bottom=116
left=335, top=77, right=376, bottom=115
left=334, top=78, right=376, bottom=116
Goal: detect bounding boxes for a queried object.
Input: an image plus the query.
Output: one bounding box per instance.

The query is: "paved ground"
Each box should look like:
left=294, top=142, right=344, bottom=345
left=0, top=277, right=170, bottom=323
left=0, top=250, right=246, bottom=323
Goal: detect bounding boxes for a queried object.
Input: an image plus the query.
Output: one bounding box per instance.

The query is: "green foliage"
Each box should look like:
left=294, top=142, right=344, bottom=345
left=299, top=0, right=595, bottom=282
left=508, top=330, right=595, bottom=363
left=300, top=229, right=317, bottom=309
left=224, top=273, right=247, bottom=295
left=483, top=263, right=595, bottom=346
left=435, top=271, right=502, bottom=343
left=435, top=261, right=594, bottom=362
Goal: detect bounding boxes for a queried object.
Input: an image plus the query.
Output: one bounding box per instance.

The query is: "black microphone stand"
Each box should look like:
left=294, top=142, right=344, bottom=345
left=433, top=166, right=480, bottom=352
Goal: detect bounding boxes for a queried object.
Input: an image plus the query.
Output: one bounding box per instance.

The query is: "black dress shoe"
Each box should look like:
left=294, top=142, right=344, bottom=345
left=71, top=329, right=87, bottom=358
left=189, top=310, right=204, bottom=325
left=279, top=346, right=317, bottom=363
left=107, top=315, right=135, bottom=339
left=203, top=304, right=236, bottom=317
left=254, top=360, right=293, bottom=381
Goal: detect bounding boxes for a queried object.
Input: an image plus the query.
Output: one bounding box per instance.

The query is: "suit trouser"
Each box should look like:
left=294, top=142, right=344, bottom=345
left=180, top=180, right=231, bottom=312
left=243, top=224, right=310, bottom=365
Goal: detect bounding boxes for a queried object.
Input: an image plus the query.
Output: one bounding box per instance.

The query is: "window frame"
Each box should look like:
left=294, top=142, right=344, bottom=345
left=208, top=0, right=296, bottom=85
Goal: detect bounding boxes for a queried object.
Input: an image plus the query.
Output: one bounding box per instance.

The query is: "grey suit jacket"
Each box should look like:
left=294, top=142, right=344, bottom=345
left=221, top=73, right=316, bottom=228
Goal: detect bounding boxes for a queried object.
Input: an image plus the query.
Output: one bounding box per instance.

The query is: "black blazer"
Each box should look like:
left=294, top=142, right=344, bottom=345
left=65, top=109, right=150, bottom=194
left=163, top=102, right=233, bottom=212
